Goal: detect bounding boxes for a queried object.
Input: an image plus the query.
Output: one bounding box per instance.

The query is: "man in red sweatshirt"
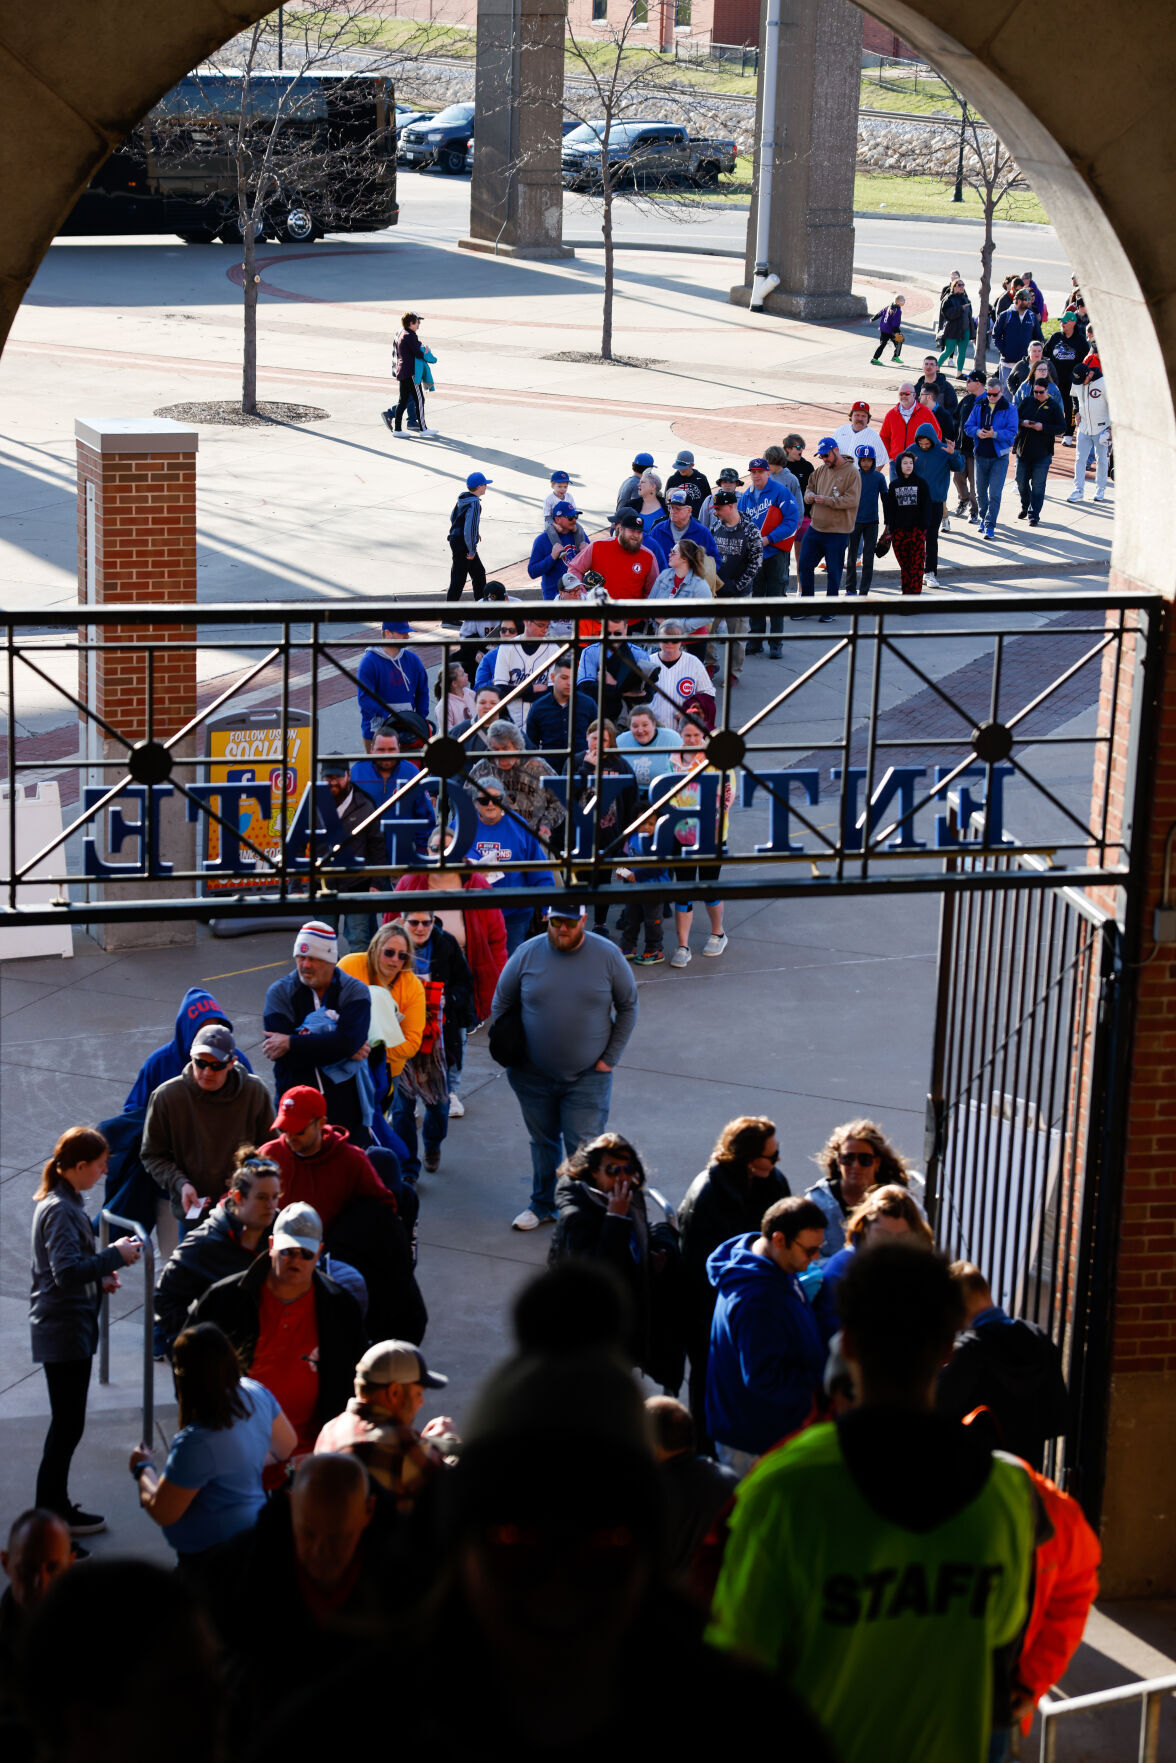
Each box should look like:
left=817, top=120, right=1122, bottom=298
left=879, top=383, right=932, bottom=465
left=260, top=1087, right=426, bottom=1343
left=566, top=510, right=660, bottom=606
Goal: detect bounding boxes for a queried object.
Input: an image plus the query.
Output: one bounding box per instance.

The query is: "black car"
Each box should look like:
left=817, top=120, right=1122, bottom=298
left=398, top=102, right=475, bottom=174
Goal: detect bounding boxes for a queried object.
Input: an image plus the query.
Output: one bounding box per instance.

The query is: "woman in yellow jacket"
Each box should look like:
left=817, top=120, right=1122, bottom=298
left=339, top=922, right=425, bottom=1111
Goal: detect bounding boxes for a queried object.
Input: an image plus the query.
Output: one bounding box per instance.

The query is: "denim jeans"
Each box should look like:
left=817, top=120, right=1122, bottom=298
left=797, top=528, right=850, bottom=598
left=506, top=1063, right=613, bottom=1219
left=392, top=1083, right=449, bottom=1180
left=505, top=911, right=534, bottom=956
left=1015, top=453, right=1051, bottom=516
left=1074, top=429, right=1110, bottom=494
left=974, top=453, right=1010, bottom=529
left=342, top=911, right=378, bottom=957
left=748, top=548, right=789, bottom=641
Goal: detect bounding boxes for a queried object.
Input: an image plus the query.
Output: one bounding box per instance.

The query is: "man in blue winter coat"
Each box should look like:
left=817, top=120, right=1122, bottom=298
left=124, top=986, right=254, bottom=1112
left=992, top=289, right=1043, bottom=388
left=528, top=502, right=589, bottom=600
left=965, top=379, right=1020, bottom=540
left=356, top=621, right=430, bottom=746
left=737, top=459, right=800, bottom=657
left=645, top=490, right=721, bottom=569
left=705, top=1195, right=828, bottom=1474
left=262, top=922, right=372, bottom=1139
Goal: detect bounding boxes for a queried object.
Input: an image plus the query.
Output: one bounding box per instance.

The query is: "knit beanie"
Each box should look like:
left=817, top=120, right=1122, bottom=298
left=294, top=920, right=338, bottom=964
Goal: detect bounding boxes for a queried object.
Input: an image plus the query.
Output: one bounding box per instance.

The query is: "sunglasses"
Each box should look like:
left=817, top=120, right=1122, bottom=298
left=839, top=1151, right=878, bottom=1167
left=277, top=1247, right=317, bottom=1262
left=381, top=947, right=408, bottom=960
left=193, top=1057, right=229, bottom=1072
left=405, top=918, right=433, bottom=927
left=603, top=1162, right=635, bottom=1177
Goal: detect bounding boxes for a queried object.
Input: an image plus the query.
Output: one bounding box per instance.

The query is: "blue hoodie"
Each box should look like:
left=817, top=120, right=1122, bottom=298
left=705, top=1231, right=826, bottom=1455
left=854, top=463, right=886, bottom=524
left=907, top=421, right=964, bottom=505
left=356, top=646, right=431, bottom=741
left=644, top=513, right=720, bottom=570
left=123, top=986, right=254, bottom=1112
left=965, top=395, right=1019, bottom=459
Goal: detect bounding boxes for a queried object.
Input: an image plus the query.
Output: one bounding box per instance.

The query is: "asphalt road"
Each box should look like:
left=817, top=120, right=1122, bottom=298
left=394, top=164, right=1073, bottom=300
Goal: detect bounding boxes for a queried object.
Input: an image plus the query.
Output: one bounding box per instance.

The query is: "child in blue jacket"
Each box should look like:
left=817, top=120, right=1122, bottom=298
left=907, top=422, right=965, bottom=587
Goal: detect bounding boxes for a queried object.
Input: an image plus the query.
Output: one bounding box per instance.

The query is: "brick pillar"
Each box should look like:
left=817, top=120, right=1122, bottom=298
left=1086, top=577, right=1176, bottom=1594
left=75, top=417, right=199, bottom=951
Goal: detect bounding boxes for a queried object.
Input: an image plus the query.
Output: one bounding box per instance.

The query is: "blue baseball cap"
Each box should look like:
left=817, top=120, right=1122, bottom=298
left=545, top=903, right=587, bottom=920
left=549, top=469, right=570, bottom=483
left=550, top=499, right=578, bottom=519
left=816, top=436, right=838, bottom=456
left=673, top=449, right=695, bottom=467
left=854, top=444, right=875, bottom=460
left=748, top=456, right=769, bottom=471
left=467, top=471, right=492, bottom=490
left=633, top=452, right=654, bottom=468
left=382, top=618, right=411, bottom=635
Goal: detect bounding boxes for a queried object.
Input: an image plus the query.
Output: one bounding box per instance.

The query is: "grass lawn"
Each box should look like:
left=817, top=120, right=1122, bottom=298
left=853, top=173, right=1049, bottom=224
left=858, top=70, right=962, bottom=116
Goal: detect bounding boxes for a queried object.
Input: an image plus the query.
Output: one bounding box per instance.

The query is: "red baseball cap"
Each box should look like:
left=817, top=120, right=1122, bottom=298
left=273, top=1085, right=328, bottom=1135
left=850, top=400, right=870, bottom=414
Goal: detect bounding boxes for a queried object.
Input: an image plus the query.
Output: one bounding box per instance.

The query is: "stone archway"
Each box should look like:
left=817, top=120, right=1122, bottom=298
left=3, top=0, right=1176, bottom=1595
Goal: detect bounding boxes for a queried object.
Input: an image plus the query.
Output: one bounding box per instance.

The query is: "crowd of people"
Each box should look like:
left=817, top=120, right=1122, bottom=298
left=10, top=1092, right=1096, bottom=1761
left=3, top=280, right=1110, bottom=1762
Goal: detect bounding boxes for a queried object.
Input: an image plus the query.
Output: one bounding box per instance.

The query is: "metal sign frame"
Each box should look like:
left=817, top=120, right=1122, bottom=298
left=0, top=589, right=1157, bottom=926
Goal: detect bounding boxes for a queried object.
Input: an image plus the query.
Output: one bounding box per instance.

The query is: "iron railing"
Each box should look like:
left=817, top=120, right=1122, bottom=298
left=1038, top=1674, right=1176, bottom=1761
left=0, top=590, right=1157, bottom=925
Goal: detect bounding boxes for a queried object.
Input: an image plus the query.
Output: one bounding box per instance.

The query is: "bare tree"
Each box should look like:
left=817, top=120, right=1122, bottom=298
left=156, top=4, right=446, bottom=413
left=557, top=10, right=736, bottom=360
left=935, top=84, right=1034, bottom=373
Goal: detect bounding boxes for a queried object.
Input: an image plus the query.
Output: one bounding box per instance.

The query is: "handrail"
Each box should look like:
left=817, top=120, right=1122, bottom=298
left=1038, top=1672, right=1176, bottom=1762
left=98, top=1211, right=155, bottom=1447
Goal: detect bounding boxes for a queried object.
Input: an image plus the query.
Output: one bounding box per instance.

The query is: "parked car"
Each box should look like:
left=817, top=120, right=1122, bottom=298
left=561, top=118, right=737, bottom=191
left=466, top=117, right=578, bottom=175
left=399, top=102, right=475, bottom=174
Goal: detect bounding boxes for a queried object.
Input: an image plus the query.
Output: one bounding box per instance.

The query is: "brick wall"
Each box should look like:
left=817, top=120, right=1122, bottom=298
left=75, top=433, right=197, bottom=743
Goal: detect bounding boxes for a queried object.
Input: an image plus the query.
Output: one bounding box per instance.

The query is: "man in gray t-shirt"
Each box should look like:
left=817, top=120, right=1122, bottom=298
left=491, top=905, right=639, bottom=1232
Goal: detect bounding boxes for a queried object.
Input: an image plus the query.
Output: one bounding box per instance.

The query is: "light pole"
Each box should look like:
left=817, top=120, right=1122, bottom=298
left=953, top=100, right=968, bottom=203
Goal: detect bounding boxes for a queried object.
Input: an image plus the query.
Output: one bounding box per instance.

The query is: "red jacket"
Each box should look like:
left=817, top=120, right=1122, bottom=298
left=879, top=403, right=941, bottom=459
left=258, top=1125, right=395, bottom=1231
left=393, top=870, right=507, bottom=1021
left=1015, top=1463, right=1100, bottom=1727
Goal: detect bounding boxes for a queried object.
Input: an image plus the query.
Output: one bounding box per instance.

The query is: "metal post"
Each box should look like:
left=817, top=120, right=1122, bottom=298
left=99, top=1210, right=155, bottom=1447
left=750, top=0, right=780, bottom=303
left=1140, top=1686, right=1163, bottom=1763
left=277, top=5, right=284, bottom=69
left=953, top=101, right=968, bottom=202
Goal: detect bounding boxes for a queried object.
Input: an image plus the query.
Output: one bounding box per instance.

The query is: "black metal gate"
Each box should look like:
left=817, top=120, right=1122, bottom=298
left=924, top=847, right=1130, bottom=1515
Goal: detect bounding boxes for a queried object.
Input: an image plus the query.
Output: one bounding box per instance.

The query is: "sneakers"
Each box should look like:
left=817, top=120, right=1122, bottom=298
left=768, top=644, right=783, bottom=660
left=968, top=514, right=981, bottom=526
left=423, top=1145, right=441, bottom=1173
left=448, top=1093, right=465, bottom=1118
left=1017, top=508, right=1029, bottom=520
left=64, top=1506, right=107, bottom=1537
left=621, top=946, right=638, bottom=961
left=1062, top=436, right=1076, bottom=447
left=512, top=1208, right=553, bottom=1232
left=381, top=409, right=395, bottom=433
left=1094, top=491, right=1108, bottom=502
left=1067, top=489, right=1084, bottom=503
left=745, top=642, right=765, bottom=656
left=670, top=945, right=692, bottom=968
left=818, top=614, right=836, bottom=623
left=940, top=515, right=951, bottom=534
left=923, top=572, right=939, bottom=588
left=636, top=948, right=665, bottom=965
left=416, top=426, right=439, bottom=437
left=703, top=932, right=728, bottom=957
left=982, top=526, right=996, bottom=540
left=1028, top=514, right=1040, bottom=526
